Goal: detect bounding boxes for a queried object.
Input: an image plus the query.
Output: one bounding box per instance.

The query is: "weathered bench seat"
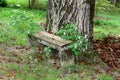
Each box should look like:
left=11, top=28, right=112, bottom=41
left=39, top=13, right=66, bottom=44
left=34, top=31, right=72, bottom=50
left=28, top=31, right=74, bottom=66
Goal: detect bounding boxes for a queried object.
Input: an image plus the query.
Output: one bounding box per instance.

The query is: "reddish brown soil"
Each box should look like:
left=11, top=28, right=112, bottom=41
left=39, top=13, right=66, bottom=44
left=94, top=36, right=120, bottom=69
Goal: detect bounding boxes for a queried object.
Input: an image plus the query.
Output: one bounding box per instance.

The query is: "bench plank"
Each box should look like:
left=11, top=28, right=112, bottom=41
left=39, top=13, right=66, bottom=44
left=34, top=31, right=72, bottom=47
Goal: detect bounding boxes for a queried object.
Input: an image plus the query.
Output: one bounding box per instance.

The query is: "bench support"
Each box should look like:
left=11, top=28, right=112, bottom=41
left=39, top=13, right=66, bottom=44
left=28, top=31, right=74, bottom=67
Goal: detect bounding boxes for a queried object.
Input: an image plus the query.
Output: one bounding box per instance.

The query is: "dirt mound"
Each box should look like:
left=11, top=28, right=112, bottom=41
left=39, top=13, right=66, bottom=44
left=94, top=36, right=120, bottom=69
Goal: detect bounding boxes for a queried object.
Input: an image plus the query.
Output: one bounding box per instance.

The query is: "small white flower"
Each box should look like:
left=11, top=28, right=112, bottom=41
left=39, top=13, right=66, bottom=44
left=27, top=31, right=30, bottom=34
left=79, top=41, right=82, bottom=44
left=85, top=34, right=87, bottom=39
left=63, top=32, right=66, bottom=35
left=74, top=45, right=77, bottom=49
left=86, top=46, right=88, bottom=50
left=16, top=4, right=21, bottom=7
left=83, top=49, right=85, bottom=52
left=78, top=36, right=81, bottom=39
left=86, top=39, right=88, bottom=41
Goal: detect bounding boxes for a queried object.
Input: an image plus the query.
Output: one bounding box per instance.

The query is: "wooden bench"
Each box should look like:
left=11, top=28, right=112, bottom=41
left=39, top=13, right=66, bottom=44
left=28, top=31, right=74, bottom=66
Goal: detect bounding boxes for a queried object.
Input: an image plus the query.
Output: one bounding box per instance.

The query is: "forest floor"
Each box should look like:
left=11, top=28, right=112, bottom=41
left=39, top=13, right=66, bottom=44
left=94, top=36, right=120, bottom=69
left=0, top=36, right=120, bottom=80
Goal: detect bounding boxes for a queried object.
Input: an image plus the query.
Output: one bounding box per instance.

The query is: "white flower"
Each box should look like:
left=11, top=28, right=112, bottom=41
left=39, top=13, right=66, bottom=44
left=83, top=49, right=85, bottom=52
left=61, top=26, right=64, bottom=29
left=74, top=45, right=77, bottom=49
left=63, top=32, right=66, bottom=35
left=79, top=41, right=82, bottom=44
left=86, top=46, right=88, bottom=50
left=78, top=36, right=81, bottom=39
left=27, top=31, right=30, bottom=34
left=85, top=34, right=87, bottom=39
left=86, top=39, right=88, bottom=41
left=16, top=4, right=21, bottom=7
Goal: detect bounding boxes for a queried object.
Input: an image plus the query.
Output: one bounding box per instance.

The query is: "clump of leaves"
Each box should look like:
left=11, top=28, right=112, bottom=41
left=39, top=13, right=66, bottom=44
left=43, top=47, right=52, bottom=58
left=56, top=24, right=88, bottom=56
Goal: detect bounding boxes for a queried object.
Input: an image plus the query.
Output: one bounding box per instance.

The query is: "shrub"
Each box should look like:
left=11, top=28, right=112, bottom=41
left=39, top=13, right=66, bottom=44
left=56, top=24, right=88, bottom=56
left=0, top=0, right=7, bottom=7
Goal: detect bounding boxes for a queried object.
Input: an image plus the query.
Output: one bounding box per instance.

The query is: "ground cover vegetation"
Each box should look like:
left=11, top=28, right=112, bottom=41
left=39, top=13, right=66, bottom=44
left=0, top=0, right=120, bottom=80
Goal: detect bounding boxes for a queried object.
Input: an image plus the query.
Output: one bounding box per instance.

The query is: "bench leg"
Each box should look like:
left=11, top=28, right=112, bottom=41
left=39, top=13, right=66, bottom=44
left=59, top=48, right=75, bottom=67
left=58, top=49, right=65, bottom=67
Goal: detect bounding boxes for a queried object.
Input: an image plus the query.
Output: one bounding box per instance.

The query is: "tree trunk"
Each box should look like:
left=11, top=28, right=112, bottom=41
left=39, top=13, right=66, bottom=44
left=110, top=0, right=116, bottom=4
left=29, top=0, right=31, bottom=8
left=116, top=0, right=120, bottom=7
left=46, top=0, right=95, bottom=51
left=31, top=0, right=35, bottom=8
left=30, top=0, right=39, bottom=9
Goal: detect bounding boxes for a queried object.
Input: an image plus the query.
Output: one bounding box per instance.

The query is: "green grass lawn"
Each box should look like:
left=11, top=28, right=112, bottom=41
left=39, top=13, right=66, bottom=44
left=94, top=12, right=120, bottom=39
left=0, top=7, right=120, bottom=46
left=0, top=0, right=120, bottom=80
left=0, top=45, right=114, bottom=80
left=0, top=7, right=46, bottom=46
left=7, top=0, right=47, bottom=9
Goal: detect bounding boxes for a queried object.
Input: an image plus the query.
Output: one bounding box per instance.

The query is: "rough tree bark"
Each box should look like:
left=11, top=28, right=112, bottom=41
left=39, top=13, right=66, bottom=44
left=46, top=0, right=95, bottom=52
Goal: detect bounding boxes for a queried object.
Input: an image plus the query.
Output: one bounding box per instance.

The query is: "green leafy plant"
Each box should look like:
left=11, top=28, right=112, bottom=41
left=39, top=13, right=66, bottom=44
left=56, top=24, right=88, bottom=56
left=43, top=47, right=52, bottom=58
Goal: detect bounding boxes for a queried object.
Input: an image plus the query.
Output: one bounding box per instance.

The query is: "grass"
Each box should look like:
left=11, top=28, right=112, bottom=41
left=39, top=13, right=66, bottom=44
left=7, top=0, right=48, bottom=9
left=0, top=0, right=120, bottom=80
left=94, top=12, right=120, bottom=39
left=0, top=49, right=114, bottom=80
left=1, top=7, right=120, bottom=45
left=0, top=7, right=46, bottom=46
